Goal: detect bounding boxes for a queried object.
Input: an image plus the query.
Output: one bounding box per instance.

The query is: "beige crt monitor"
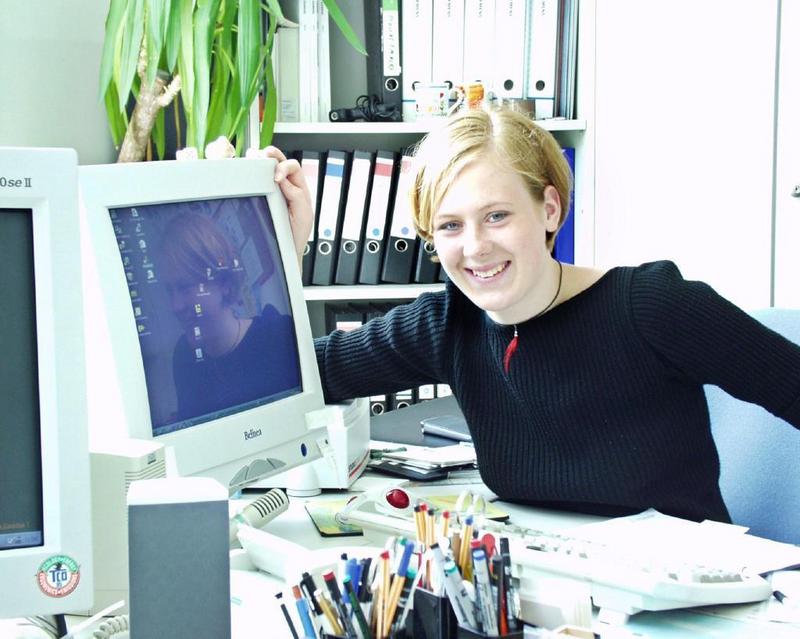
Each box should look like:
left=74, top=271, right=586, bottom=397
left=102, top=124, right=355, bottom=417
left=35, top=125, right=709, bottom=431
left=0, top=147, right=94, bottom=616
left=79, top=158, right=327, bottom=494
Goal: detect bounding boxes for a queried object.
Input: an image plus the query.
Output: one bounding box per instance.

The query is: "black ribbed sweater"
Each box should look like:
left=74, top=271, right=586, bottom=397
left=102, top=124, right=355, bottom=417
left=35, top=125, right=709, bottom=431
left=314, top=261, right=800, bottom=522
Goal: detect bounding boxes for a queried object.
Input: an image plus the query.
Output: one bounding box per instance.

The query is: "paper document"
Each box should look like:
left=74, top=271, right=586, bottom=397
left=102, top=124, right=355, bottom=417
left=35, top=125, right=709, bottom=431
left=568, top=509, right=800, bottom=576
left=370, top=439, right=476, bottom=468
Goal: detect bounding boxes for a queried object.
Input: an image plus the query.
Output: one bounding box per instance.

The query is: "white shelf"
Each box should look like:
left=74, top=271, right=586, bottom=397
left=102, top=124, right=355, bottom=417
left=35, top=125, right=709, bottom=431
left=303, top=283, right=445, bottom=301
left=275, top=119, right=587, bottom=136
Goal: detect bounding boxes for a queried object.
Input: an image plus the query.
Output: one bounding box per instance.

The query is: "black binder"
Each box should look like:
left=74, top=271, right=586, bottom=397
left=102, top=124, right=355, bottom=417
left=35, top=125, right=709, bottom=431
left=413, top=239, right=439, bottom=283
left=312, top=150, right=352, bottom=286
left=359, top=151, right=399, bottom=284
left=334, top=150, right=374, bottom=285
left=364, top=0, right=402, bottom=121
left=299, top=151, right=325, bottom=286
left=380, top=155, right=417, bottom=284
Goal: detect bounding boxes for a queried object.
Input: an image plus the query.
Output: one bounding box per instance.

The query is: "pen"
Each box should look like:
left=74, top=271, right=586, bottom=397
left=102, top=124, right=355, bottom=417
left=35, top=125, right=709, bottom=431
left=492, top=555, right=508, bottom=635
left=369, top=446, right=407, bottom=459
left=472, top=548, right=498, bottom=636
left=316, top=589, right=344, bottom=637
left=431, top=543, right=477, bottom=629
left=343, top=574, right=372, bottom=639
left=444, top=558, right=478, bottom=630
left=339, top=552, right=349, bottom=585
left=323, top=570, right=357, bottom=639
left=300, top=572, right=323, bottom=616
left=499, top=537, right=519, bottom=628
left=358, top=557, right=373, bottom=602
left=773, top=590, right=790, bottom=604
left=275, top=592, right=299, bottom=639
left=292, top=584, right=317, bottom=639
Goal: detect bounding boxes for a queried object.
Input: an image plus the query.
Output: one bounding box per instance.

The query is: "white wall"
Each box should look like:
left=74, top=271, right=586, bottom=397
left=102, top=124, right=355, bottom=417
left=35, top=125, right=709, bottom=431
left=0, top=1, right=116, bottom=165
left=593, top=0, right=778, bottom=309
left=774, top=0, right=800, bottom=308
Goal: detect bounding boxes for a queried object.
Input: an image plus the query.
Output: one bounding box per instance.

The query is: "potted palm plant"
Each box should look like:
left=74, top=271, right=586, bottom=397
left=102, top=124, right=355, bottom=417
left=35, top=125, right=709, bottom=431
left=99, top=0, right=364, bottom=161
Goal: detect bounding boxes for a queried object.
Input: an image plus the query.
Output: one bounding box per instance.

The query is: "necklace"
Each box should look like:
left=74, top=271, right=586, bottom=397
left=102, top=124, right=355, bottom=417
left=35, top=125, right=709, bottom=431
left=503, top=261, right=563, bottom=374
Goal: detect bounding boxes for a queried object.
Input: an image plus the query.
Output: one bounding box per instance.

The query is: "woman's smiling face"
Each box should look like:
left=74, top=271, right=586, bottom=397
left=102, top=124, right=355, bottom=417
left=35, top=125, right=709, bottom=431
left=432, top=153, right=561, bottom=324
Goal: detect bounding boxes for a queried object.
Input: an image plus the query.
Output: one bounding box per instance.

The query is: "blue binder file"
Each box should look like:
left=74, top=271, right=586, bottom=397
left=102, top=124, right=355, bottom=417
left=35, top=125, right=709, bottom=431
left=553, top=147, right=575, bottom=264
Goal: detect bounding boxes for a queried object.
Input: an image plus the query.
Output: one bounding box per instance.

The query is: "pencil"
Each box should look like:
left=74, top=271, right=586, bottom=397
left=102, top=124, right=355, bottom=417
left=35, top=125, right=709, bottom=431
left=441, top=510, right=450, bottom=540
left=383, top=540, right=415, bottom=636
left=459, top=515, right=474, bottom=572
left=316, top=589, right=343, bottom=637
left=379, top=550, right=391, bottom=638
left=413, top=504, right=424, bottom=544
left=426, top=507, right=436, bottom=548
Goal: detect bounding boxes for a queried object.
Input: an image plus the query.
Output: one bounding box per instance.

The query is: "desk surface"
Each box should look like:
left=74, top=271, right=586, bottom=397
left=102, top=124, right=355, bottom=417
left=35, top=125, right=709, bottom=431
left=229, top=473, right=800, bottom=639
left=5, top=472, right=792, bottom=639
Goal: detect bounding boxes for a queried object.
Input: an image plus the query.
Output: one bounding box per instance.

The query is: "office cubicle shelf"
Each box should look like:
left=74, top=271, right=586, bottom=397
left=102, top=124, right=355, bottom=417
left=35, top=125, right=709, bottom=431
left=303, top=283, right=445, bottom=302
left=275, top=119, right=587, bottom=136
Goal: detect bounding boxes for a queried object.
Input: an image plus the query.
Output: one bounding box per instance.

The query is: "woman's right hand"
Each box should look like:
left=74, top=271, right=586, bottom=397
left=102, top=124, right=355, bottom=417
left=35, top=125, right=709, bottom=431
left=261, top=146, right=313, bottom=267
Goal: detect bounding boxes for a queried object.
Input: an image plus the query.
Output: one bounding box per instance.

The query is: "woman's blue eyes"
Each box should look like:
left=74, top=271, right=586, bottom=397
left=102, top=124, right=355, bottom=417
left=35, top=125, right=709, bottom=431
left=436, top=211, right=509, bottom=232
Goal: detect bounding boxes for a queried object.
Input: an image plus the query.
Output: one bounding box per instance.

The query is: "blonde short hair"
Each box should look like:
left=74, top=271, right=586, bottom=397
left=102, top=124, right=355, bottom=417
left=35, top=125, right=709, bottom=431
left=409, top=107, right=573, bottom=250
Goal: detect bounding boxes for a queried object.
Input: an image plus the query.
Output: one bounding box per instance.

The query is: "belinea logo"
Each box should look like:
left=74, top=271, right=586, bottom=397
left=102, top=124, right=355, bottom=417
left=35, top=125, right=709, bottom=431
left=0, top=176, right=32, bottom=188
left=244, top=428, right=262, bottom=441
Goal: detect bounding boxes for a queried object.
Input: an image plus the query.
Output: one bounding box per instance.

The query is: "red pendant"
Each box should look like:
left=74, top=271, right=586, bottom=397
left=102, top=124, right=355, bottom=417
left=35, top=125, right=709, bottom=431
left=503, top=333, right=518, bottom=374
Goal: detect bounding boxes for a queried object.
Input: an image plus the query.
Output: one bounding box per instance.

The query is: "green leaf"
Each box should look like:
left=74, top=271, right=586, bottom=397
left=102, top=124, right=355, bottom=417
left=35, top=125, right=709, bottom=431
left=206, top=42, right=231, bottom=144
left=98, top=0, right=128, bottom=101
left=152, top=107, right=166, bottom=159
left=118, top=0, right=146, bottom=108
left=177, top=0, right=195, bottom=133
left=144, top=0, right=169, bottom=87
left=237, top=0, right=261, bottom=112
left=259, top=53, right=277, bottom=148
left=192, top=0, right=223, bottom=155
left=323, top=0, right=366, bottom=55
left=164, top=0, right=182, bottom=71
left=103, top=85, right=128, bottom=147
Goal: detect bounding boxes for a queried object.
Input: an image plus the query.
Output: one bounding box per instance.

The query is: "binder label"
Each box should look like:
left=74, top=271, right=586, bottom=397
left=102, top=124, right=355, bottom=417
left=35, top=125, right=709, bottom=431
left=382, top=1, right=401, bottom=76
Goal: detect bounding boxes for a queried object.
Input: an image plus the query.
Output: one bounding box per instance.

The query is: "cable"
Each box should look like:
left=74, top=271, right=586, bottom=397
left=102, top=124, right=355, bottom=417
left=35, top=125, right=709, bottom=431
left=329, top=94, right=400, bottom=123
left=91, top=614, right=129, bottom=639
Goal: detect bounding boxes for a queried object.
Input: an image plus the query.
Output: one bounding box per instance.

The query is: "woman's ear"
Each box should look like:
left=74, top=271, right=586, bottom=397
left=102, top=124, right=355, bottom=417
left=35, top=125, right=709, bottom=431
left=542, top=185, right=562, bottom=232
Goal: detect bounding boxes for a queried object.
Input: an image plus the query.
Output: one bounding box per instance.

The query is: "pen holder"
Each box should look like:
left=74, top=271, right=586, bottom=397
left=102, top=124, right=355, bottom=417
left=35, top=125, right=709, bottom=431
left=406, top=588, right=459, bottom=639
left=456, top=624, right=524, bottom=638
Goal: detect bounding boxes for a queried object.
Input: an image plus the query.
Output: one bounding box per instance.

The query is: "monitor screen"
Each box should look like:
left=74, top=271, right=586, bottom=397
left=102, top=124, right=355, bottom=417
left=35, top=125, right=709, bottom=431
left=80, top=158, right=325, bottom=493
left=0, top=147, right=93, bottom=617
left=110, top=195, right=302, bottom=437
left=0, top=208, right=43, bottom=552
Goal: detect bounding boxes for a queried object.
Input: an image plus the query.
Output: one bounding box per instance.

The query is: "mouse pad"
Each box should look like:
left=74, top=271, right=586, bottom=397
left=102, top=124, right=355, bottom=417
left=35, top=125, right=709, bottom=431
left=305, top=495, right=510, bottom=537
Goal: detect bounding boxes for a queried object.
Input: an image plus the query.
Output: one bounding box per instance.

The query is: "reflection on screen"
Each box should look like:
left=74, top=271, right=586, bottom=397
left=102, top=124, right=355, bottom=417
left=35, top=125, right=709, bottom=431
left=110, top=196, right=302, bottom=437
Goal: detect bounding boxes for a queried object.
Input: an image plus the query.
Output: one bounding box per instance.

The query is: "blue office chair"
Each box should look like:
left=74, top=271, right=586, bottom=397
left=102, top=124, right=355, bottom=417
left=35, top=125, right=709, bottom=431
left=705, top=307, right=800, bottom=545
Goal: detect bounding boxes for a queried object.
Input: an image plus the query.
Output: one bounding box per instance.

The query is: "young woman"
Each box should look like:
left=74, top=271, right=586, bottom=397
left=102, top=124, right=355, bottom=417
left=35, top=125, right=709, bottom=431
left=266, top=107, right=800, bottom=523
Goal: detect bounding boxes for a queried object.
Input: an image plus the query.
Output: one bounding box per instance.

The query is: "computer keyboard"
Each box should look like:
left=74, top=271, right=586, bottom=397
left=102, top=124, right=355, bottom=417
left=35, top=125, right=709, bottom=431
left=478, top=519, right=772, bottom=619
left=336, top=485, right=773, bottom=621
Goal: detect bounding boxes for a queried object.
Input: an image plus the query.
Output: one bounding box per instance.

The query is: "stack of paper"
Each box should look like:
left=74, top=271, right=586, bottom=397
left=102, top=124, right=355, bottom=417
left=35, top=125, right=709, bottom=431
left=368, top=440, right=477, bottom=481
